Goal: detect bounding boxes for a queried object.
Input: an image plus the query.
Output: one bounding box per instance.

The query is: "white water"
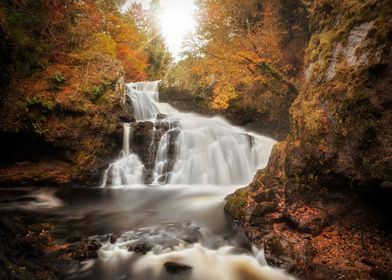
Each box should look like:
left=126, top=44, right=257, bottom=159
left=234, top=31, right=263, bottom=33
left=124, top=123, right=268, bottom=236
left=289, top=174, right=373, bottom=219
left=95, top=82, right=293, bottom=280
left=102, top=81, right=275, bottom=187
left=127, top=81, right=160, bottom=120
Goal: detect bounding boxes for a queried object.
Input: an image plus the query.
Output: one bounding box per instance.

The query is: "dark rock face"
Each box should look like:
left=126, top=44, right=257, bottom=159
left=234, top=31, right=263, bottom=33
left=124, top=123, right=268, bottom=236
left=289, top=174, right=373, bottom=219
left=290, top=0, right=392, bottom=190
left=129, top=118, right=180, bottom=184
left=225, top=1, right=392, bottom=279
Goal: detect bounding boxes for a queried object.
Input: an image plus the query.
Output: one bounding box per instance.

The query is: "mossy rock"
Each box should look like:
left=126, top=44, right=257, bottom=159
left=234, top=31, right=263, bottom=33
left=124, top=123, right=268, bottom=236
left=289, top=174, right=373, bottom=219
left=224, top=188, right=249, bottom=222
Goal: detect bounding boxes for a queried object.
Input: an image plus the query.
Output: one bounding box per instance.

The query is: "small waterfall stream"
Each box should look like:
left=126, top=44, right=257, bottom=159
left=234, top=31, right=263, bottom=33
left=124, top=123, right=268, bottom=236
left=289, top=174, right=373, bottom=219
left=94, top=82, right=294, bottom=279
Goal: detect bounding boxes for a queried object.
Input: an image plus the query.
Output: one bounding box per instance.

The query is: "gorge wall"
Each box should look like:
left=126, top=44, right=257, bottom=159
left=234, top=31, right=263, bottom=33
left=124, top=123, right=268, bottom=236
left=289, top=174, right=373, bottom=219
left=225, top=0, right=392, bottom=279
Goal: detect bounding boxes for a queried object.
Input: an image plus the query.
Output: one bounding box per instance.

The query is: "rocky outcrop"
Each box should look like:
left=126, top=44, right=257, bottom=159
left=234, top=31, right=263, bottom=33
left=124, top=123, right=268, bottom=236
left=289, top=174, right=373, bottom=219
left=0, top=59, right=133, bottom=186
left=290, top=0, right=392, bottom=191
left=0, top=217, right=103, bottom=279
left=130, top=118, right=180, bottom=184
left=226, top=1, right=392, bottom=279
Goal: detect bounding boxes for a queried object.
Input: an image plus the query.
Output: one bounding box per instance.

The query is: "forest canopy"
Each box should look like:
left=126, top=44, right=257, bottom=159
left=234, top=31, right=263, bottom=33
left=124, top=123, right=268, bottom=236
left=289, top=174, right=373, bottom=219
left=0, top=0, right=172, bottom=100
left=165, top=0, right=307, bottom=111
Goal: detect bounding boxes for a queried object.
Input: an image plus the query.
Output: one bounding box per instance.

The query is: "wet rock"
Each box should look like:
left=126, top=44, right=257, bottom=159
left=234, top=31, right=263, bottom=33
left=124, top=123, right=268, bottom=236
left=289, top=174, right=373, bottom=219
left=156, top=113, right=167, bottom=120
left=70, top=239, right=101, bottom=261
left=128, top=241, right=152, bottom=255
left=253, top=190, right=274, bottom=203
left=0, top=217, right=58, bottom=279
left=109, top=234, right=118, bottom=244
left=164, top=261, right=192, bottom=274
left=130, top=120, right=174, bottom=184
left=285, top=205, right=329, bottom=235
left=66, top=231, right=82, bottom=243
left=117, top=223, right=202, bottom=255
left=264, top=236, right=296, bottom=268
left=251, top=202, right=277, bottom=218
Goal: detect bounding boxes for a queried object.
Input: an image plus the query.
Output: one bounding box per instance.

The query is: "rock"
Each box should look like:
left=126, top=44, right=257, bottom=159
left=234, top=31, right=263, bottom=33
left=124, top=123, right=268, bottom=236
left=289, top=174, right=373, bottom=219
left=164, top=262, right=192, bottom=274
left=344, top=21, right=376, bottom=67
left=250, top=202, right=277, bottom=218
left=285, top=205, right=329, bottom=235
left=130, top=120, right=176, bottom=184
left=156, top=113, right=167, bottom=120
left=66, top=231, right=82, bottom=243
left=128, top=242, right=152, bottom=254
left=253, top=190, right=274, bottom=203
left=225, top=4, right=392, bottom=274
left=70, top=239, right=101, bottom=261
left=109, top=234, right=117, bottom=244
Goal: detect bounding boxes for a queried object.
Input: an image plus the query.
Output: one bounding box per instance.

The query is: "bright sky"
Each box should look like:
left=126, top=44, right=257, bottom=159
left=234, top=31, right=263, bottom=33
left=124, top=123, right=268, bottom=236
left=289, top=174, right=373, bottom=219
left=124, top=0, right=196, bottom=59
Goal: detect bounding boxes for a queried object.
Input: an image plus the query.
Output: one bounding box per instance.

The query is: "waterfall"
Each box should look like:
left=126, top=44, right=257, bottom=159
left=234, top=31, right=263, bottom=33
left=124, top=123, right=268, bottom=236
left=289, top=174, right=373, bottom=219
left=127, top=81, right=160, bottom=120
left=102, top=81, right=276, bottom=187
left=93, top=81, right=294, bottom=279
left=123, top=123, right=131, bottom=156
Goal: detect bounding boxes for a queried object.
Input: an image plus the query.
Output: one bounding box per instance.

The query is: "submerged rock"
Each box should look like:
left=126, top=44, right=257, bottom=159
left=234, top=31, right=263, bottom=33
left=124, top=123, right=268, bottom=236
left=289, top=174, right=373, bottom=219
left=164, top=261, right=192, bottom=274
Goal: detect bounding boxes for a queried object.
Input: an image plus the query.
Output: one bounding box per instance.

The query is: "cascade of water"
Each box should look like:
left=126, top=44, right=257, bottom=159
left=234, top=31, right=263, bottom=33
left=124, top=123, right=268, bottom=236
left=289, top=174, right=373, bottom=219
left=92, top=81, right=295, bottom=279
left=101, top=122, right=144, bottom=187
left=161, top=115, right=274, bottom=185
left=103, top=81, right=276, bottom=187
left=127, top=81, right=160, bottom=121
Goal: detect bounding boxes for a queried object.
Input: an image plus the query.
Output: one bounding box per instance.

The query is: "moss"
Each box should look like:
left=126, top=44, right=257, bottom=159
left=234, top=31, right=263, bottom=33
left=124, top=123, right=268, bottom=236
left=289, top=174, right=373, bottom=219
left=224, top=188, right=249, bottom=221
left=305, top=0, right=391, bottom=83
left=291, top=94, right=327, bottom=142
left=25, top=96, right=55, bottom=113
left=83, top=79, right=115, bottom=104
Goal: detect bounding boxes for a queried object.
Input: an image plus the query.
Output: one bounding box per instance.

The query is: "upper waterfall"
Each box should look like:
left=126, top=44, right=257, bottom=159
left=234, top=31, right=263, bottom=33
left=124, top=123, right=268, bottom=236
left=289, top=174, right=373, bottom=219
left=102, top=81, right=276, bottom=187
left=127, top=81, right=160, bottom=121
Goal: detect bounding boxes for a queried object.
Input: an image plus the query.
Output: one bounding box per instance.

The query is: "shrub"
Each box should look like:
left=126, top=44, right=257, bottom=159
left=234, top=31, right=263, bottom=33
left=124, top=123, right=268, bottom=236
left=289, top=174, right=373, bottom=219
left=50, top=72, right=66, bottom=93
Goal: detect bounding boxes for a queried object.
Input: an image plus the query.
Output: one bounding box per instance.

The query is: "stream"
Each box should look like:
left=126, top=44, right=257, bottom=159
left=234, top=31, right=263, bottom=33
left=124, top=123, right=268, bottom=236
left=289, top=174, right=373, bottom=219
left=0, top=82, right=295, bottom=280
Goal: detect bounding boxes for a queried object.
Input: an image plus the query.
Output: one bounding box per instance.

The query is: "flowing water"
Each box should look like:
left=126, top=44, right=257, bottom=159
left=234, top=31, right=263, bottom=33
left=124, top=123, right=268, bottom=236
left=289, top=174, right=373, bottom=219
left=0, top=82, right=295, bottom=279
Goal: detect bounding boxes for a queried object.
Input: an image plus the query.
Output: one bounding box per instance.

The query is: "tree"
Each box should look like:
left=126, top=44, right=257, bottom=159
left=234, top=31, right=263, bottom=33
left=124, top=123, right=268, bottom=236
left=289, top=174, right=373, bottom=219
left=173, top=0, right=287, bottom=110
left=126, top=1, right=173, bottom=80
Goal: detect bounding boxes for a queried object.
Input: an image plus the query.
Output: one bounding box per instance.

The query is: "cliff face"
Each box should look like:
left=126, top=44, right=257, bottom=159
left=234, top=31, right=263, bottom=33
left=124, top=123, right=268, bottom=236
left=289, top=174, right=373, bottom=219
left=290, top=0, right=392, bottom=190
left=226, top=1, right=392, bottom=278
left=0, top=60, right=133, bottom=186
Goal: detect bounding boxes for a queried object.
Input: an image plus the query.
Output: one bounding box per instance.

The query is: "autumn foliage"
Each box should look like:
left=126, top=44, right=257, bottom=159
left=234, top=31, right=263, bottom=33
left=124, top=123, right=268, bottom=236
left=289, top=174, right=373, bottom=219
left=0, top=0, right=172, bottom=87
left=167, top=0, right=303, bottom=111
